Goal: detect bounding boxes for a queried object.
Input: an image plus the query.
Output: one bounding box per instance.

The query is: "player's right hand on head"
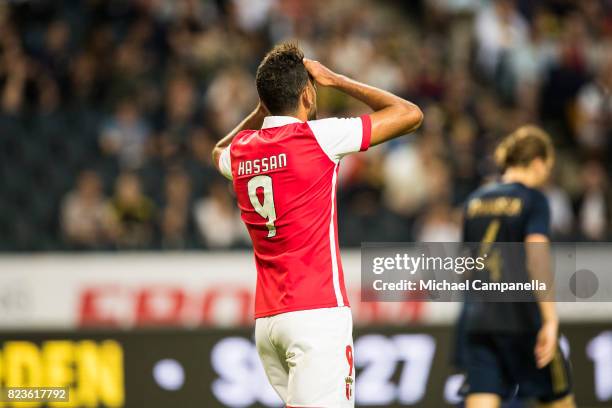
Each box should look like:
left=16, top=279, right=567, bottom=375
left=303, top=58, right=339, bottom=87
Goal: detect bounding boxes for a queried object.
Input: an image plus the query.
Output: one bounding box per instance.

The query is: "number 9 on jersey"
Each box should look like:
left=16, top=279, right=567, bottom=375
left=248, top=175, right=277, bottom=238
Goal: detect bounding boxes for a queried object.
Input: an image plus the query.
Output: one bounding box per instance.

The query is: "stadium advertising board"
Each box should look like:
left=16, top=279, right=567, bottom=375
left=0, top=325, right=609, bottom=407
left=0, top=253, right=610, bottom=329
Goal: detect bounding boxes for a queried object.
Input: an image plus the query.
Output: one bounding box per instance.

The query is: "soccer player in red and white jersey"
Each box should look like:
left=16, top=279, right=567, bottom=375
left=212, top=42, right=423, bottom=407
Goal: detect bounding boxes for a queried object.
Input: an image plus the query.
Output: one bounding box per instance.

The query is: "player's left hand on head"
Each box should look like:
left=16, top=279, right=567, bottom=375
left=303, top=58, right=338, bottom=87
left=535, top=319, right=558, bottom=368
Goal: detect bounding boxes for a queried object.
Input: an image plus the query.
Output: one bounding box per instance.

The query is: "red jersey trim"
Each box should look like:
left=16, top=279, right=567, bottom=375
left=254, top=302, right=350, bottom=319
left=359, top=114, right=372, bottom=151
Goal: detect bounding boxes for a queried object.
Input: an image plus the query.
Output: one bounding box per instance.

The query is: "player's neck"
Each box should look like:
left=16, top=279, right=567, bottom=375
left=277, top=106, right=309, bottom=122
left=502, top=168, right=538, bottom=188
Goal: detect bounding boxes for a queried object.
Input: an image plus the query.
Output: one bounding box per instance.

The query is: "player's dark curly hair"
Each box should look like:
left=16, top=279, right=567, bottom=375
left=255, top=42, right=309, bottom=115
left=495, top=125, right=554, bottom=171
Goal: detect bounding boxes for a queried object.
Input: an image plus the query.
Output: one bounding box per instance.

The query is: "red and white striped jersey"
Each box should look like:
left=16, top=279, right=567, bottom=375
left=219, top=115, right=371, bottom=318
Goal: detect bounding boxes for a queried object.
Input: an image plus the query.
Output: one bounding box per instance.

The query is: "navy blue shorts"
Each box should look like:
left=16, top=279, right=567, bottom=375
left=461, top=333, right=572, bottom=402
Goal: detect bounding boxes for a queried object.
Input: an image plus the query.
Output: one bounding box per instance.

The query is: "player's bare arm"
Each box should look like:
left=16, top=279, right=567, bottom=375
left=212, top=102, right=269, bottom=171
left=303, top=58, right=423, bottom=145
left=525, top=233, right=559, bottom=369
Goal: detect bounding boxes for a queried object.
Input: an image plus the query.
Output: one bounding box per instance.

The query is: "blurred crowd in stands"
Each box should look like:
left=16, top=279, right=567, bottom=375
left=0, top=0, right=611, bottom=250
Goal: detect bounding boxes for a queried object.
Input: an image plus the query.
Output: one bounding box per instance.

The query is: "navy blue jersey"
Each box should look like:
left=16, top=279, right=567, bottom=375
left=461, top=182, right=551, bottom=333
left=463, top=182, right=550, bottom=242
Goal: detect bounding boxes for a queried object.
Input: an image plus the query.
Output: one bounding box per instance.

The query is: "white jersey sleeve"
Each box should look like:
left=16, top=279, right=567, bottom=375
left=218, top=146, right=233, bottom=180
left=307, top=115, right=372, bottom=162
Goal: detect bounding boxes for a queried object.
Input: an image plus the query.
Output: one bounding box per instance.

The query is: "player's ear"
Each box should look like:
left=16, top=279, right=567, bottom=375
left=301, top=84, right=314, bottom=113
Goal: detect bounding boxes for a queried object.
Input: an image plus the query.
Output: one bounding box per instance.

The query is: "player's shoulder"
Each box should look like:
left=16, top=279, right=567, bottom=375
left=470, top=181, right=541, bottom=199
left=501, top=182, right=548, bottom=205
left=465, top=181, right=502, bottom=203
left=306, top=116, right=348, bottom=126
left=306, top=116, right=365, bottom=144
left=524, top=186, right=549, bottom=211
left=525, top=186, right=547, bottom=201
left=306, top=116, right=361, bottom=132
left=235, top=128, right=259, bottom=142
left=229, top=129, right=260, bottom=151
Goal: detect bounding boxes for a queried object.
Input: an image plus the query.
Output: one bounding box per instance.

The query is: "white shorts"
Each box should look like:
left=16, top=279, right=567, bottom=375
left=255, top=306, right=354, bottom=407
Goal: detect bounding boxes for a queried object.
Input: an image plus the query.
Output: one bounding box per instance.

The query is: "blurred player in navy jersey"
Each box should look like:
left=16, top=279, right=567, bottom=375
left=457, top=126, right=575, bottom=408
